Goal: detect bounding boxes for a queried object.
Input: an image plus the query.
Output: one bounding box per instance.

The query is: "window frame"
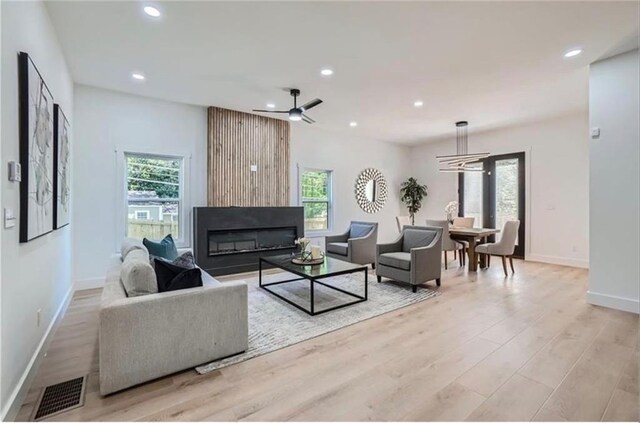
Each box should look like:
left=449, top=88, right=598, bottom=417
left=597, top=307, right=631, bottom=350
left=298, top=167, right=333, bottom=236
left=117, top=149, right=191, bottom=250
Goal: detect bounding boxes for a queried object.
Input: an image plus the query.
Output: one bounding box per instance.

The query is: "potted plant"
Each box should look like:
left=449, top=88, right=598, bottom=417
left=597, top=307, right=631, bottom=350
left=400, top=177, right=428, bottom=225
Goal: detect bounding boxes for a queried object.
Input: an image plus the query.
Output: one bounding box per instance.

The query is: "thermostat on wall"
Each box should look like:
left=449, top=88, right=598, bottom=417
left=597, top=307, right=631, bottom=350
left=8, top=161, right=21, bottom=182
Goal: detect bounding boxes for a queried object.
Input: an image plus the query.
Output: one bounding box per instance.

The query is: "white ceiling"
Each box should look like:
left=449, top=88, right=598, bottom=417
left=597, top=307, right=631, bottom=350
left=46, top=1, right=639, bottom=145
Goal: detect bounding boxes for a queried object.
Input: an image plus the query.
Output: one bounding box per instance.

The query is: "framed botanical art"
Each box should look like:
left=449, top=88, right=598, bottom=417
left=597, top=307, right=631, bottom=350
left=19, top=52, right=55, bottom=242
left=53, top=104, right=71, bottom=229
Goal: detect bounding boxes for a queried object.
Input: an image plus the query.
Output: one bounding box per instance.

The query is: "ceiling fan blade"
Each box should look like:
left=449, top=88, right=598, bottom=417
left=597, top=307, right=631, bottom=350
left=252, top=109, right=289, bottom=113
left=301, top=114, right=315, bottom=124
left=300, top=98, right=322, bottom=111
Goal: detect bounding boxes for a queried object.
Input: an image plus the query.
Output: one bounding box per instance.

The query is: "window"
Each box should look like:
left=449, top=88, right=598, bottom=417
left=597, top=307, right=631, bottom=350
left=300, top=169, right=332, bottom=232
left=135, top=210, right=150, bottom=220
left=126, top=153, right=183, bottom=242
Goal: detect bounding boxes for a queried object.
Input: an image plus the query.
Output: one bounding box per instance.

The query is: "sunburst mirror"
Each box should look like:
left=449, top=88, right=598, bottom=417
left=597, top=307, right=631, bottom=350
left=355, top=168, right=388, bottom=213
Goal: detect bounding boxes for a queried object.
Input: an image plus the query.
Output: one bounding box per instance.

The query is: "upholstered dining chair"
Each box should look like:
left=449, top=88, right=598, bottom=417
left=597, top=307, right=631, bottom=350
left=325, top=221, right=378, bottom=268
left=475, top=220, right=520, bottom=276
left=451, top=217, right=474, bottom=263
left=396, top=216, right=411, bottom=233
left=452, top=217, right=475, bottom=228
left=426, top=219, right=464, bottom=269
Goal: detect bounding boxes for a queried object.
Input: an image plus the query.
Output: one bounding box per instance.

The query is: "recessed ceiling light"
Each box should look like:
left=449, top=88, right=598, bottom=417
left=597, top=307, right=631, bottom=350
left=143, top=6, right=161, bottom=18
left=564, top=49, right=582, bottom=58
left=414, top=100, right=424, bottom=107
left=131, top=72, right=146, bottom=81
left=349, top=121, right=358, bottom=127
left=266, top=103, right=276, bottom=109
left=320, top=68, right=334, bottom=76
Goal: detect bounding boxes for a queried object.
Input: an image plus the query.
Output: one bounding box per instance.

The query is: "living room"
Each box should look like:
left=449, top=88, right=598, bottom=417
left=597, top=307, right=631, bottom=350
left=1, top=1, right=638, bottom=422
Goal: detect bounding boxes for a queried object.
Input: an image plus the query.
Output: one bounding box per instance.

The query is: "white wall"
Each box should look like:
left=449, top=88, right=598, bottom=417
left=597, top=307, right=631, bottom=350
left=290, top=125, right=410, bottom=246
left=588, top=49, right=639, bottom=314
left=73, top=85, right=207, bottom=287
left=407, top=112, right=589, bottom=268
left=1, top=1, right=74, bottom=418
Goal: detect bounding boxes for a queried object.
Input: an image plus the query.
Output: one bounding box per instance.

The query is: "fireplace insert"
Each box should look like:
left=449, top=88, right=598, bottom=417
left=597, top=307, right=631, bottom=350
left=194, top=207, right=304, bottom=276
left=208, top=227, right=297, bottom=256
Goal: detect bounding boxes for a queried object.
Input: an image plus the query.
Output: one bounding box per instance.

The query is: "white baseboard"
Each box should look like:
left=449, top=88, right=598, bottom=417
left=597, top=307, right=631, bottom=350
left=526, top=254, right=589, bottom=269
left=587, top=291, right=640, bottom=314
left=1, top=286, right=74, bottom=422
left=74, top=277, right=104, bottom=291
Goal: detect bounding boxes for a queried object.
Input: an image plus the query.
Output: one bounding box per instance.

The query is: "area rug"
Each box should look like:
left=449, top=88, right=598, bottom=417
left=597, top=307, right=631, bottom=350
left=196, top=271, right=440, bottom=374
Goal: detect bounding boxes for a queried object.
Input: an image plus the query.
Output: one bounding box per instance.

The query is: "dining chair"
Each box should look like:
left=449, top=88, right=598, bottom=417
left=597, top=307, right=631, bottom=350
left=452, top=217, right=475, bottom=228
left=474, top=220, right=520, bottom=276
left=426, top=219, right=463, bottom=269
left=396, top=216, right=411, bottom=233
left=451, top=217, right=474, bottom=264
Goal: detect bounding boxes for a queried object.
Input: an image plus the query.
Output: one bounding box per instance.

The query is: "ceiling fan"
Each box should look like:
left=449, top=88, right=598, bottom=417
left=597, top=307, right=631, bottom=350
left=253, top=89, right=322, bottom=124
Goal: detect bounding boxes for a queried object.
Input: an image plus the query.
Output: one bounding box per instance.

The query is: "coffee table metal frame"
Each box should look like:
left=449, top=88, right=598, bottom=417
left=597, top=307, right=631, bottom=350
left=258, top=256, right=368, bottom=316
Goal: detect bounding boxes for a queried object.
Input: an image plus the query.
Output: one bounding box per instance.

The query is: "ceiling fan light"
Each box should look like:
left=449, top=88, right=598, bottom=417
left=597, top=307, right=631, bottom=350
left=289, top=109, right=302, bottom=121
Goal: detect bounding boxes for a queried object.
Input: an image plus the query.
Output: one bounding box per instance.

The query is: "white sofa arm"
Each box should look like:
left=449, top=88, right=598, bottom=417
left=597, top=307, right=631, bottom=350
left=99, top=281, right=248, bottom=395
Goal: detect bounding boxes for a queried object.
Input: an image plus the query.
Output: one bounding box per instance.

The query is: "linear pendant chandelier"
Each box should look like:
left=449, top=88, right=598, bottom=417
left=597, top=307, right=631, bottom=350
left=437, top=121, right=489, bottom=172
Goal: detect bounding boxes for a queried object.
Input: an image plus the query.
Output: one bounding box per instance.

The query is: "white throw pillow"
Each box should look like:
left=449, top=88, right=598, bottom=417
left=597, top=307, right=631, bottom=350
left=121, top=238, right=148, bottom=261
left=120, top=249, right=157, bottom=297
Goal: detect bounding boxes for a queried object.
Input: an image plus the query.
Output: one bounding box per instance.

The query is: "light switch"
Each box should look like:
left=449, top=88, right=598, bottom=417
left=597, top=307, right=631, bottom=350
left=591, top=127, right=600, bottom=139
left=4, top=208, right=16, bottom=228
left=8, top=161, right=21, bottom=182
left=250, top=165, right=258, bottom=172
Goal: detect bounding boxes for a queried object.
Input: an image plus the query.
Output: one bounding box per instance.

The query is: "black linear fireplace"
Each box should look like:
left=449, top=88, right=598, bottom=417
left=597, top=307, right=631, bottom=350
left=194, top=207, right=304, bottom=276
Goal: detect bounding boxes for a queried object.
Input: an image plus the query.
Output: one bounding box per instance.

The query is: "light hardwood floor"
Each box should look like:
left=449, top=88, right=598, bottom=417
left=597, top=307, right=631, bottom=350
left=16, top=260, right=639, bottom=421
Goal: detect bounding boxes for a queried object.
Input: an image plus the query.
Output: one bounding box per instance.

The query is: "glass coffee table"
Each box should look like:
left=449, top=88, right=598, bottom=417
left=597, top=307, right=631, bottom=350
left=259, top=254, right=368, bottom=316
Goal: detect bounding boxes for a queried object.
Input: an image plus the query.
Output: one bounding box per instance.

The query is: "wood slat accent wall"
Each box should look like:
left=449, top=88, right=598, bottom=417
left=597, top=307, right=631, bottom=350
left=207, top=106, right=290, bottom=206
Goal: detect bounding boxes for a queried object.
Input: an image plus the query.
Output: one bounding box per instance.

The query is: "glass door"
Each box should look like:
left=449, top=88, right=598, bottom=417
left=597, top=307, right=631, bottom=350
left=459, top=152, right=525, bottom=258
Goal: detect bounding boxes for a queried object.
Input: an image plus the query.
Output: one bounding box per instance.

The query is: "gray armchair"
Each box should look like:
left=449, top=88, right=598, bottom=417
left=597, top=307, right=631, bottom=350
left=325, top=221, right=378, bottom=267
left=376, top=225, right=443, bottom=292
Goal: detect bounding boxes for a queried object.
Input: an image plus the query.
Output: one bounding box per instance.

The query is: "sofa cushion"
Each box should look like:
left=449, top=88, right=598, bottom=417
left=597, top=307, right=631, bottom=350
left=378, top=252, right=412, bottom=270
left=143, top=234, right=178, bottom=261
left=150, top=250, right=196, bottom=270
left=154, top=260, right=203, bottom=293
left=120, top=249, right=157, bottom=297
left=327, top=242, right=348, bottom=256
left=121, top=238, right=147, bottom=261
left=349, top=223, right=373, bottom=239
left=402, top=229, right=437, bottom=252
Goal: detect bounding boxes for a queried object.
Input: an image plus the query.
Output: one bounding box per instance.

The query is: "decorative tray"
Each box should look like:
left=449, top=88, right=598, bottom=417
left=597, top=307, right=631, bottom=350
left=291, top=257, right=325, bottom=265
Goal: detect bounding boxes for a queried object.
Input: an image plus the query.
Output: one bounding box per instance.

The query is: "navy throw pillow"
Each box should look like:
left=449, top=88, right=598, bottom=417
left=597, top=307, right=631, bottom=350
left=143, top=234, right=178, bottom=261
left=154, top=259, right=203, bottom=293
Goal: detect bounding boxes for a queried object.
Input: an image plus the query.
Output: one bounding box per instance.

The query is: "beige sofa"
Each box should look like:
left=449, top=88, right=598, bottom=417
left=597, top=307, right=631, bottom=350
left=99, top=240, right=248, bottom=395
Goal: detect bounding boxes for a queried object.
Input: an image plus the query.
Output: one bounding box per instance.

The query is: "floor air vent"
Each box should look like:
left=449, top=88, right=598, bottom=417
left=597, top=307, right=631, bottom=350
left=31, top=375, right=86, bottom=421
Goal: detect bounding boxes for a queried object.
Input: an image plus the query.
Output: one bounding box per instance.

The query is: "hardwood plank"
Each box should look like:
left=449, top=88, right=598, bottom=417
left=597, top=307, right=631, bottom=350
left=403, top=382, right=486, bottom=421
left=533, top=327, right=635, bottom=421
left=602, top=389, right=640, bottom=422
left=455, top=298, right=590, bottom=397
left=369, top=337, right=501, bottom=420
left=466, top=374, right=552, bottom=421
left=518, top=305, right=609, bottom=388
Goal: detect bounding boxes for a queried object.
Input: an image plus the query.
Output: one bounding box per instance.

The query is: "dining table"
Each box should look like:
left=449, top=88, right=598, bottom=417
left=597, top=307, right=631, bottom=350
left=449, top=227, right=501, bottom=271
